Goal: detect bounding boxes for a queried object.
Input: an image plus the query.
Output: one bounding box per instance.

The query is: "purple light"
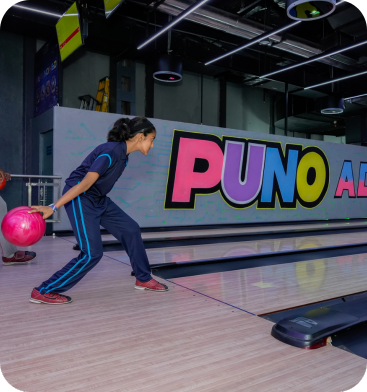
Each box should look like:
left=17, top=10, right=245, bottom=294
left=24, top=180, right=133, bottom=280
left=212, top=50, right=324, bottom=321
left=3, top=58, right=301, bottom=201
left=169, top=77, right=175, bottom=80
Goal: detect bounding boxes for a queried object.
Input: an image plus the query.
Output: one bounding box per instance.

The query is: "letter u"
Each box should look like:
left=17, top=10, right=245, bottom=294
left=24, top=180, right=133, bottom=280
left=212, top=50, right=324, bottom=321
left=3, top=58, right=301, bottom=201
left=221, top=141, right=266, bottom=205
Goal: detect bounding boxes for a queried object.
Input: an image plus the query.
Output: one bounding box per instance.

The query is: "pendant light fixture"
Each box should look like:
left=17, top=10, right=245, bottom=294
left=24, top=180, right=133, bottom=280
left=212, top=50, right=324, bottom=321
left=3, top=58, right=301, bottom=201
left=286, top=0, right=336, bottom=21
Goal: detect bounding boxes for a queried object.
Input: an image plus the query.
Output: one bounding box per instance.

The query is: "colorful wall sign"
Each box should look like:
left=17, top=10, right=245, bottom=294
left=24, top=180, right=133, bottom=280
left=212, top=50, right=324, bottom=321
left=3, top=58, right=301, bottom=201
left=165, top=131, right=331, bottom=210
left=104, top=0, right=124, bottom=18
left=56, top=2, right=83, bottom=62
left=34, top=40, right=59, bottom=117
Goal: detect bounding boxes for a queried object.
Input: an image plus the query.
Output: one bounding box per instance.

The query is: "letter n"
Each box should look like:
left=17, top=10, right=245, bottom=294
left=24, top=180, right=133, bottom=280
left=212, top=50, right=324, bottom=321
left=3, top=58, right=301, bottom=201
left=259, top=146, right=300, bottom=208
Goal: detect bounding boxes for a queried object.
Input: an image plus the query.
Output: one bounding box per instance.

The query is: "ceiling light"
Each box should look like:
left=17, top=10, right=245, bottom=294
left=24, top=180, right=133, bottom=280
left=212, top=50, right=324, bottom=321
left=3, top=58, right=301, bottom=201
left=286, top=0, right=336, bottom=21
left=137, top=0, right=210, bottom=50
left=261, top=40, right=367, bottom=79
left=205, top=21, right=301, bottom=66
left=13, top=4, right=62, bottom=17
left=305, top=70, right=367, bottom=89
left=153, top=55, right=183, bottom=83
left=317, top=95, right=344, bottom=114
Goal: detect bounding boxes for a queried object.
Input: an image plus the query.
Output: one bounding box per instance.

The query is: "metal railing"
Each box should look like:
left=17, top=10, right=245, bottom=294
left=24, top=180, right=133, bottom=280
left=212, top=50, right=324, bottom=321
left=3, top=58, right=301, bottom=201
left=10, top=175, right=62, bottom=223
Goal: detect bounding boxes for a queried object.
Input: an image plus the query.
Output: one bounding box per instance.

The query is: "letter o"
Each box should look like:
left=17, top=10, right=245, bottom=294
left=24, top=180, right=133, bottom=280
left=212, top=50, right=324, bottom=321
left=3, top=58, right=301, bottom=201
left=296, top=147, right=329, bottom=208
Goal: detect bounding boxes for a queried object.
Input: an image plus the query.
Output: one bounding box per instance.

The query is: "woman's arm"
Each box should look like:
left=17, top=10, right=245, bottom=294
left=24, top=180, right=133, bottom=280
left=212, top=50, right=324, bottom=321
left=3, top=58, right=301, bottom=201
left=29, top=172, right=100, bottom=219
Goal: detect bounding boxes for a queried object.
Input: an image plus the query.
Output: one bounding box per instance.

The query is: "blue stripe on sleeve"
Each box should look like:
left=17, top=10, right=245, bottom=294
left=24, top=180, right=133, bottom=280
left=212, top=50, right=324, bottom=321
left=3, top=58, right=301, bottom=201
left=95, top=154, right=112, bottom=168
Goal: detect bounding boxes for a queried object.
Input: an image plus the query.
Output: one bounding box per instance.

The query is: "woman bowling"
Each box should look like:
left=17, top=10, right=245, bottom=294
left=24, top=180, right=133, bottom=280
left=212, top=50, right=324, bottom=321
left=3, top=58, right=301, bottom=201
left=29, top=117, right=168, bottom=305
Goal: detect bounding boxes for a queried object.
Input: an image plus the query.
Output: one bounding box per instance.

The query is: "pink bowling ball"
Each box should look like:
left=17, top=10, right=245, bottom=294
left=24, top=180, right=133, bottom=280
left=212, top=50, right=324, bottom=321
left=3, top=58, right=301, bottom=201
left=1, top=206, right=46, bottom=247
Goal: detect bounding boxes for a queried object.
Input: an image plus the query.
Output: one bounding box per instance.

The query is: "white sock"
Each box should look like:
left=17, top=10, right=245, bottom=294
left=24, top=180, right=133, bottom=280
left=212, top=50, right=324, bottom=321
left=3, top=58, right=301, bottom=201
left=5, top=253, right=14, bottom=259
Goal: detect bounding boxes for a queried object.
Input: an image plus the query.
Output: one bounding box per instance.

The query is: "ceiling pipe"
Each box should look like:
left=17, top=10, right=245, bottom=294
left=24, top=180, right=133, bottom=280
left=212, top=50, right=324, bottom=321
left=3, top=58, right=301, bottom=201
left=150, top=0, right=358, bottom=72
left=205, top=20, right=301, bottom=66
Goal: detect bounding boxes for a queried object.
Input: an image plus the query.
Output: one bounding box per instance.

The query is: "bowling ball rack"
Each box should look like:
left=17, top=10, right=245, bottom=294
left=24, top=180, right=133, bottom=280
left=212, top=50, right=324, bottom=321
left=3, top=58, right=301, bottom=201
left=269, top=292, right=367, bottom=357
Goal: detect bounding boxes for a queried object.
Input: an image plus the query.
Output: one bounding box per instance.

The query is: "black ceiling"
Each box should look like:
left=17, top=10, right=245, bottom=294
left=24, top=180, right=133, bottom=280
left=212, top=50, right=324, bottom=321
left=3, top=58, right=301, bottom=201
left=1, top=0, right=367, bottom=117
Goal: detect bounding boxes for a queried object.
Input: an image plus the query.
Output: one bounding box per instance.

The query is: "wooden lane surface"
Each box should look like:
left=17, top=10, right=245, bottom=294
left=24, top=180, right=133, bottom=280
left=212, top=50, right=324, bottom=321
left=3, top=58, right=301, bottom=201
left=0, top=237, right=365, bottom=392
left=103, top=231, right=367, bottom=266
left=64, top=220, right=367, bottom=244
left=171, top=253, right=367, bottom=315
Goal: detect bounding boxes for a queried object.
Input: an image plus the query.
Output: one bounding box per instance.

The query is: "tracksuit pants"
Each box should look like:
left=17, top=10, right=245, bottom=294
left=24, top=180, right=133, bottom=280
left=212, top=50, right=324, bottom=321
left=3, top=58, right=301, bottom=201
left=36, top=190, right=152, bottom=294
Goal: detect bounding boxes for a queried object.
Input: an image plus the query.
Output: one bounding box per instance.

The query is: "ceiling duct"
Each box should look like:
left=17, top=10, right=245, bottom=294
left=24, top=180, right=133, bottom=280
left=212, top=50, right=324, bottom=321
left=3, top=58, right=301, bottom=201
left=152, top=0, right=362, bottom=72
left=286, top=0, right=336, bottom=21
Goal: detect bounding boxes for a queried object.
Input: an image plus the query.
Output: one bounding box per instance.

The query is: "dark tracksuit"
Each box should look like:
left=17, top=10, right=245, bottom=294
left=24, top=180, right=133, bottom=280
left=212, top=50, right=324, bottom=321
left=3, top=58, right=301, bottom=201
left=36, top=141, right=152, bottom=294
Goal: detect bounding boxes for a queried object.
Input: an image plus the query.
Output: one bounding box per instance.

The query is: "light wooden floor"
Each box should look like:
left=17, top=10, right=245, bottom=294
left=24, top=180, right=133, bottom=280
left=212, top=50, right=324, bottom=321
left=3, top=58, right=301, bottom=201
left=97, top=230, right=367, bottom=266
left=64, top=219, right=367, bottom=244
left=0, top=236, right=366, bottom=392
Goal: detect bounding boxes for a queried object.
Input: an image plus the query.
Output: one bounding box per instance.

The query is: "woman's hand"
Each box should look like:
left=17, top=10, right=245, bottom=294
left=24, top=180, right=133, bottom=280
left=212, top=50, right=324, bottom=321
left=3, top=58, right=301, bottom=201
left=0, top=170, right=11, bottom=182
left=27, top=172, right=100, bottom=221
left=0, top=169, right=5, bottom=183
left=29, top=206, right=54, bottom=220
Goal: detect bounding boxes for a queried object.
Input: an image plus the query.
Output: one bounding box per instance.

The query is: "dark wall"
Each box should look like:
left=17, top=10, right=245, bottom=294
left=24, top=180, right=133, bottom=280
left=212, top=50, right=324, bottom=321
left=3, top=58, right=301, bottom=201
left=62, top=50, right=110, bottom=109
left=0, top=31, right=24, bottom=210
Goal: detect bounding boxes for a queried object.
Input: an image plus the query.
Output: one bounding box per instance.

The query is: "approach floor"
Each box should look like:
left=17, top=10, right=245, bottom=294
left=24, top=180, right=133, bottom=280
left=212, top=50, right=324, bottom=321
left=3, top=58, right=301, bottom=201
left=0, top=236, right=365, bottom=392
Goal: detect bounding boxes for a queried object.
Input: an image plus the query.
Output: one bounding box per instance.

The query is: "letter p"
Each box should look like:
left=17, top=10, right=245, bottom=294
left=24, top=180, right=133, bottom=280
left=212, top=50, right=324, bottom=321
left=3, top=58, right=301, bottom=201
left=165, top=132, right=223, bottom=209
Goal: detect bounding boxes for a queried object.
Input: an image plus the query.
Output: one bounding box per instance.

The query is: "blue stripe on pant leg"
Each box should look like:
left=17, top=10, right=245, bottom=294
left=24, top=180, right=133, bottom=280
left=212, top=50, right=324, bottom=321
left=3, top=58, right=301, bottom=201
left=46, top=195, right=92, bottom=293
left=72, top=199, right=83, bottom=251
left=39, top=198, right=87, bottom=293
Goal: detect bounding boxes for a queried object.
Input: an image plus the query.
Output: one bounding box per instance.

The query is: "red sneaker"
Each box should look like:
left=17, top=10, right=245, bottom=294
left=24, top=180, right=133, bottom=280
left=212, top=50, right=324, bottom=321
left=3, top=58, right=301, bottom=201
left=29, top=288, right=73, bottom=305
left=3, top=251, right=36, bottom=266
left=135, top=278, right=168, bottom=292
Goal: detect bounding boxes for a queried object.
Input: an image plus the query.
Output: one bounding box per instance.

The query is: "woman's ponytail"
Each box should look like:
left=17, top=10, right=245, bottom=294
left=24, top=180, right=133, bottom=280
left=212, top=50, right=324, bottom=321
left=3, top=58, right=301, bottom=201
left=107, top=118, right=131, bottom=142
left=107, top=117, right=156, bottom=142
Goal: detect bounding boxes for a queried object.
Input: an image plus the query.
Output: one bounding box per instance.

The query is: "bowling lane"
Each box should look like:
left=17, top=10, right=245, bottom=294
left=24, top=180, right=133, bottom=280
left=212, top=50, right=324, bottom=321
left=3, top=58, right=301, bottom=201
left=0, top=236, right=365, bottom=392
left=169, top=253, right=367, bottom=316
left=63, top=219, right=367, bottom=244
left=104, top=230, right=367, bottom=266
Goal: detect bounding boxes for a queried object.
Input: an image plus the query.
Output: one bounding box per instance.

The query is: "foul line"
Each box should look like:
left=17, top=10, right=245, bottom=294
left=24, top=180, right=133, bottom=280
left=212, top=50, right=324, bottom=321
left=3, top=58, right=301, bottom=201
left=60, top=236, right=256, bottom=316
left=104, top=252, right=257, bottom=316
